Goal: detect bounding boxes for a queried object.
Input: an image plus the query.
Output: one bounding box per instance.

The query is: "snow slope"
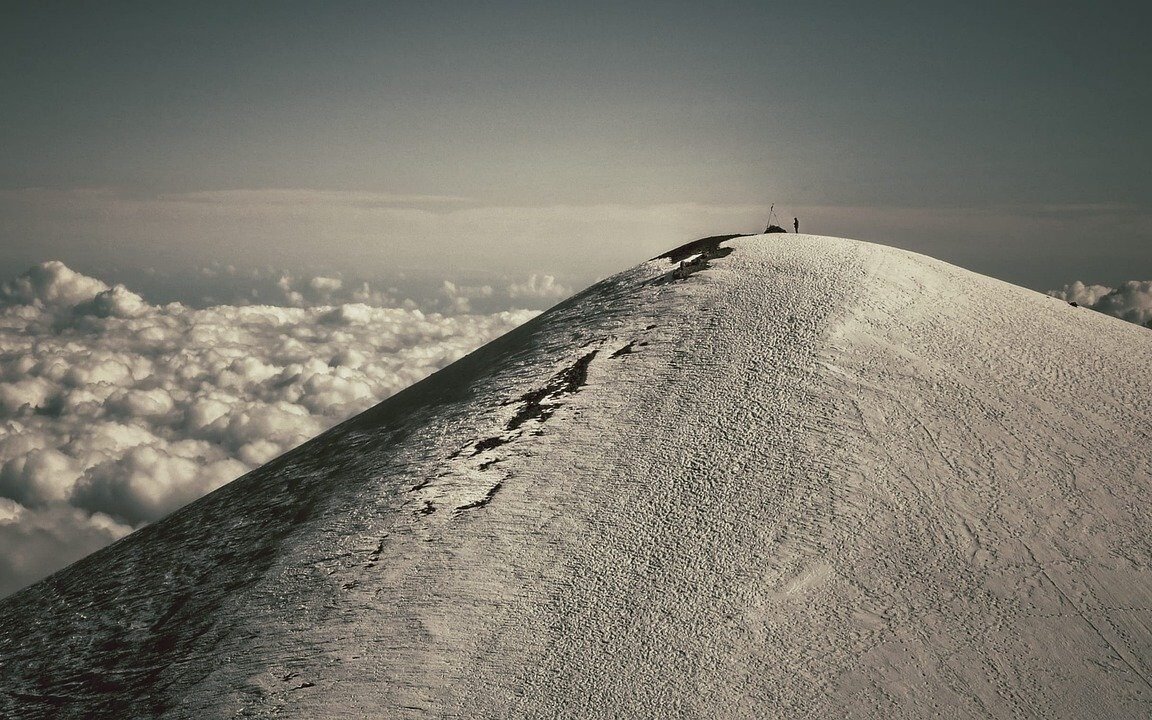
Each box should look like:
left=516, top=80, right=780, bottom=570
left=1, top=235, right=1150, bottom=718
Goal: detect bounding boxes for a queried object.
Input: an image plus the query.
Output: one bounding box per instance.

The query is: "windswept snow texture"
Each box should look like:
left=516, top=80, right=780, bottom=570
left=1, top=236, right=1151, bottom=718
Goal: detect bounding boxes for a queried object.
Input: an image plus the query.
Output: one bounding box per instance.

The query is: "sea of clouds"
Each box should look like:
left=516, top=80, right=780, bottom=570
left=0, top=261, right=565, bottom=596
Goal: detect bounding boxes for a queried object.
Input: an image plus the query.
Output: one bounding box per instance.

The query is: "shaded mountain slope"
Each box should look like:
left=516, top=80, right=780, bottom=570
left=1, top=235, right=1150, bottom=718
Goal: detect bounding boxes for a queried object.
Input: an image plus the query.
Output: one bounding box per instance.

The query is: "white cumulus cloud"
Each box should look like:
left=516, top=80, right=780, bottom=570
left=1048, top=280, right=1152, bottom=327
left=0, top=261, right=538, bottom=597
left=507, top=274, right=571, bottom=300
left=0, top=260, right=110, bottom=309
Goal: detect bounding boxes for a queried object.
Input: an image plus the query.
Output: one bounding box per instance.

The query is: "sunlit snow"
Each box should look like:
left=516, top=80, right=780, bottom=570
left=0, top=235, right=1149, bottom=718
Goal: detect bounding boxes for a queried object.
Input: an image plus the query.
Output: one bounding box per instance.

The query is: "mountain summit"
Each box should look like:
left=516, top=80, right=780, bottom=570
left=2, top=235, right=1150, bottom=718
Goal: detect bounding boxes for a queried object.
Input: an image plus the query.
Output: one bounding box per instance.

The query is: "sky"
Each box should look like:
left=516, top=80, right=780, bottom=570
left=1, top=0, right=1149, bottom=294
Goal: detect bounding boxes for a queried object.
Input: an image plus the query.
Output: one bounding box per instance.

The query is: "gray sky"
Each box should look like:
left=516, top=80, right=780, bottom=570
left=2, top=0, right=1149, bottom=293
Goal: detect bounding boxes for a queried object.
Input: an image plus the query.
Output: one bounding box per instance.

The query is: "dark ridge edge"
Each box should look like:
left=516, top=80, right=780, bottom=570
left=654, top=234, right=752, bottom=263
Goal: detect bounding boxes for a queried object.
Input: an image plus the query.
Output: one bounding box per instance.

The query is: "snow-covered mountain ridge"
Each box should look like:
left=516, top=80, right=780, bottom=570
left=1, top=234, right=1149, bottom=718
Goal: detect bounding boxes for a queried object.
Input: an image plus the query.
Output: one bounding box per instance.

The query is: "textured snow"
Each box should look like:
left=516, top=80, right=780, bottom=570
left=0, top=235, right=1150, bottom=718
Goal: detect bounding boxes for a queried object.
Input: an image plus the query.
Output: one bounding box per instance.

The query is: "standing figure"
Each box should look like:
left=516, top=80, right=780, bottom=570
left=793, top=217, right=799, bottom=233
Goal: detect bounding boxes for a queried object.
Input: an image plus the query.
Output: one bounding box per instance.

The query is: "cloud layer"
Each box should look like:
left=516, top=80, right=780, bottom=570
left=1048, top=280, right=1152, bottom=327
left=0, top=262, right=537, bottom=596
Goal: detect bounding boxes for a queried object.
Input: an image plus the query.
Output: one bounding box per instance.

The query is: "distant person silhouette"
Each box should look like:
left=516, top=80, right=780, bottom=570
left=794, top=217, right=799, bottom=233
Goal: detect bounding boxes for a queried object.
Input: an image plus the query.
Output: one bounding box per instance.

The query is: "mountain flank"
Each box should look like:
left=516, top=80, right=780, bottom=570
left=1, top=234, right=1149, bottom=718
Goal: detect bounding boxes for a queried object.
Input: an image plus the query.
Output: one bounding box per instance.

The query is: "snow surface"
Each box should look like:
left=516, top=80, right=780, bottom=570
left=0, top=235, right=1150, bottom=718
